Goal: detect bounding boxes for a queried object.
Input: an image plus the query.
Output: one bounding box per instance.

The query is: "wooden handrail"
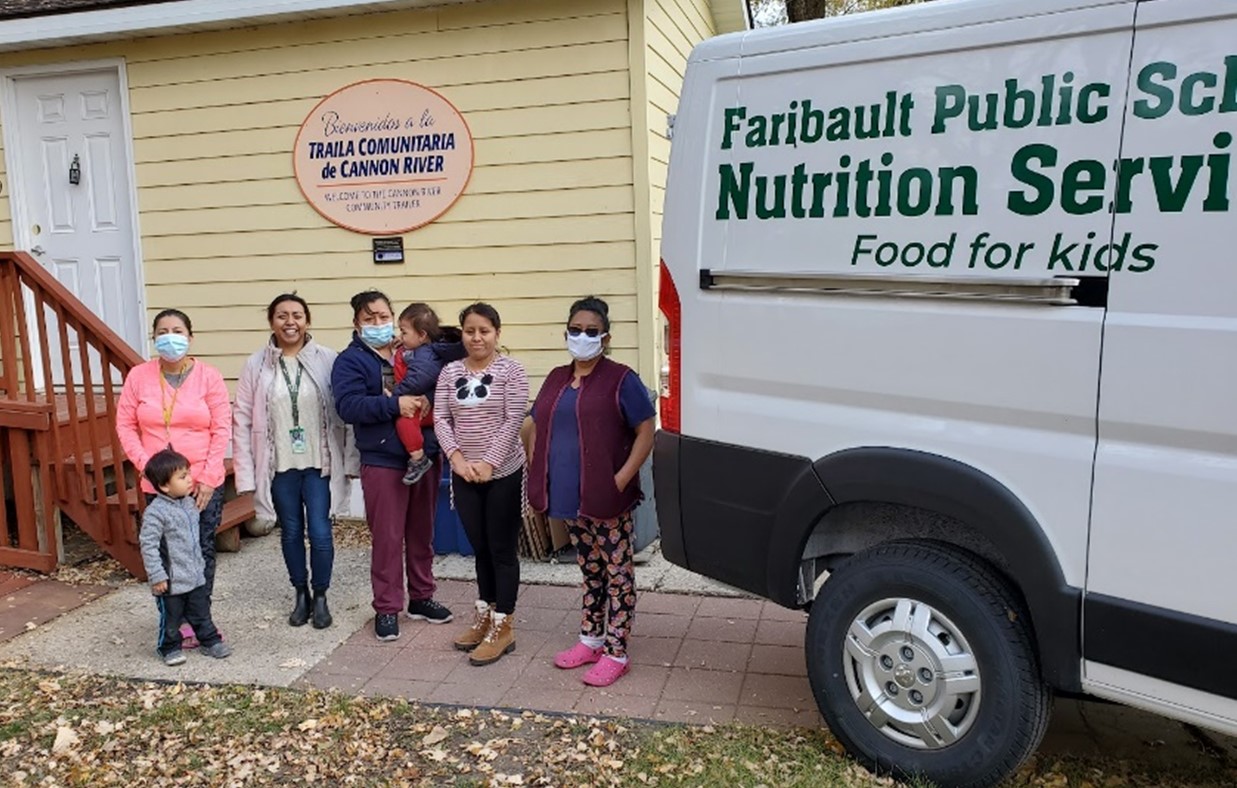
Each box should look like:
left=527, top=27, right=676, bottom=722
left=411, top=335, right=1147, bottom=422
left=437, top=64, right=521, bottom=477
left=0, top=250, right=148, bottom=571
left=1, top=252, right=252, bottom=575
left=0, top=252, right=144, bottom=373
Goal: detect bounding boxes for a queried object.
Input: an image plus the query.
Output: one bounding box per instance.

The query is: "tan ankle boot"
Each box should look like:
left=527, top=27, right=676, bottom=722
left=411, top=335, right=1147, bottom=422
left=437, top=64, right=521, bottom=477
left=453, top=605, right=491, bottom=652
left=469, top=613, right=515, bottom=666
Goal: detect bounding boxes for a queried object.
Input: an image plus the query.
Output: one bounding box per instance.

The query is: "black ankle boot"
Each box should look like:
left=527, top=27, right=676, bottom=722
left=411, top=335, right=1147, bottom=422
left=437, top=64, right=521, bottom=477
left=289, top=586, right=311, bottom=627
left=312, top=590, right=332, bottom=629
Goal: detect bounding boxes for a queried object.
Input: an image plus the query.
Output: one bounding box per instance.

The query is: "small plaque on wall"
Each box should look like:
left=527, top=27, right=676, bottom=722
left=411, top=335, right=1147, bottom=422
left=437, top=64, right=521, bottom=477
left=373, top=237, right=405, bottom=264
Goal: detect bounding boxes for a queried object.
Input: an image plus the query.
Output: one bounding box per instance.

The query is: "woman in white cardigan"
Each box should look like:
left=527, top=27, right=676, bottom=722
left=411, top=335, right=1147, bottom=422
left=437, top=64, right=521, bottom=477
left=233, top=293, right=356, bottom=629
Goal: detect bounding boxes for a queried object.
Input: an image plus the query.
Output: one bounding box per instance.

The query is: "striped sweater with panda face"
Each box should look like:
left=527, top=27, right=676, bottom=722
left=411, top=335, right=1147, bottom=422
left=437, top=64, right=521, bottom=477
left=433, top=354, right=529, bottom=481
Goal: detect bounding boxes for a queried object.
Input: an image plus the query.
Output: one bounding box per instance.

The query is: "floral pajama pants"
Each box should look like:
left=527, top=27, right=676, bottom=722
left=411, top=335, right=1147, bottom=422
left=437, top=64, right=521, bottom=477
left=567, top=511, right=637, bottom=659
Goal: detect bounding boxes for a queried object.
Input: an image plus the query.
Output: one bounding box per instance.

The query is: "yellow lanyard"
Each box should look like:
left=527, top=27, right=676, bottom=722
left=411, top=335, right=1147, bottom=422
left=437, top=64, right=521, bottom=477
left=159, top=362, right=189, bottom=438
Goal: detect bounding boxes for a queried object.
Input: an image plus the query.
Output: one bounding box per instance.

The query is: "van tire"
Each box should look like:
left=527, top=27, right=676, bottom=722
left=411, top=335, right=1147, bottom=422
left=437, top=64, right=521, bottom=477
left=806, top=540, right=1051, bottom=788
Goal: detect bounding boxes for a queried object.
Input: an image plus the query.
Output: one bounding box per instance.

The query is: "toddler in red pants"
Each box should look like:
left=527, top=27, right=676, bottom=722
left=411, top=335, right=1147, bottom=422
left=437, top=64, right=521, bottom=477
left=393, top=303, right=466, bottom=485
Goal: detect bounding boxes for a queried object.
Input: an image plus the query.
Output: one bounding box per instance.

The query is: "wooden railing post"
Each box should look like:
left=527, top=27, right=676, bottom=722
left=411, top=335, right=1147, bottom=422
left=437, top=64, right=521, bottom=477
left=0, top=261, right=20, bottom=398
left=0, top=251, right=146, bottom=574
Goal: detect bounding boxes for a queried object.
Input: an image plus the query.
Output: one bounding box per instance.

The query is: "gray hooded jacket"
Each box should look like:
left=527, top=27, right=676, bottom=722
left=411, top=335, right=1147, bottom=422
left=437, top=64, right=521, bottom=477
left=139, top=493, right=206, bottom=595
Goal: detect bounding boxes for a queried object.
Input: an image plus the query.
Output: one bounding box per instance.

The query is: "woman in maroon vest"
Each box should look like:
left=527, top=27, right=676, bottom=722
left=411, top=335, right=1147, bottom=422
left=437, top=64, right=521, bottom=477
left=528, top=296, right=656, bottom=687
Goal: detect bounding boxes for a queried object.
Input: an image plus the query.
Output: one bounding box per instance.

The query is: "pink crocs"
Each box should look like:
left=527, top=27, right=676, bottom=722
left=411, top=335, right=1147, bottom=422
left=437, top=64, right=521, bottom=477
left=179, top=624, right=223, bottom=650
left=554, top=641, right=603, bottom=670
left=582, top=655, right=629, bottom=687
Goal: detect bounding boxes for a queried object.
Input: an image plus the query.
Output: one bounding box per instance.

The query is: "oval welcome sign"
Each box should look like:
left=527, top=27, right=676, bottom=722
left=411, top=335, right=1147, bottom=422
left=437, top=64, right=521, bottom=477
left=293, top=79, right=474, bottom=235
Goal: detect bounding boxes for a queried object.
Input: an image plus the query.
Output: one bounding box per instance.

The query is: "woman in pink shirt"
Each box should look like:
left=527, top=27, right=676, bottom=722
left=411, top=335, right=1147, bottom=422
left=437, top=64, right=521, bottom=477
left=117, top=309, right=232, bottom=643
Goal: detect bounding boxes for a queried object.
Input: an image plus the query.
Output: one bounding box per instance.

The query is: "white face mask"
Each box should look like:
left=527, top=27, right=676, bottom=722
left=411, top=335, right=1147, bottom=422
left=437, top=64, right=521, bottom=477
left=566, top=331, right=607, bottom=361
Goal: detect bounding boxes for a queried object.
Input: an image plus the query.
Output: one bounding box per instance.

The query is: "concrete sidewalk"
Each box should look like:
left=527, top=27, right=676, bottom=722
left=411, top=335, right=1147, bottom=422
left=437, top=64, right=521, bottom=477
left=0, top=533, right=742, bottom=688
left=2, top=534, right=1233, bottom=772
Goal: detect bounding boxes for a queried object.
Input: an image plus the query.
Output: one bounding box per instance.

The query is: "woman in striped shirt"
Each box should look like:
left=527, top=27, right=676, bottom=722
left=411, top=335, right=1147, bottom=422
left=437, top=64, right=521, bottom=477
left=435, top=303, right=529, bottom=666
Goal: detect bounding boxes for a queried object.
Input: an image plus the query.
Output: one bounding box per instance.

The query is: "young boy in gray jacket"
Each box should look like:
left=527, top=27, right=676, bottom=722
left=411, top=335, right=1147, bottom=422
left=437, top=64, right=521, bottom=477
left=139, top=449, right=232, bottom=666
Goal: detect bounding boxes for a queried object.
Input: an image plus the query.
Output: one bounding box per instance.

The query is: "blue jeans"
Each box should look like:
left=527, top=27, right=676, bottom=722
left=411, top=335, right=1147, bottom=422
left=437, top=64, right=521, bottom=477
left=271, top=468, right=334, bottom=591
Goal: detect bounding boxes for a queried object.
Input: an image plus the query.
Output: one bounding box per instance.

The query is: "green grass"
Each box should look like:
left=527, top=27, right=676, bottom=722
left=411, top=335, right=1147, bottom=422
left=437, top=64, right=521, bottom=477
left=625, top=725, right=865, bottom=786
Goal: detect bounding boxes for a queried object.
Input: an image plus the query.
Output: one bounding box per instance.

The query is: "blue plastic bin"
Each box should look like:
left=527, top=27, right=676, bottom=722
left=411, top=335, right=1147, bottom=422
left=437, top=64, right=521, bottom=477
left=432, top=462, right=474, bottom=556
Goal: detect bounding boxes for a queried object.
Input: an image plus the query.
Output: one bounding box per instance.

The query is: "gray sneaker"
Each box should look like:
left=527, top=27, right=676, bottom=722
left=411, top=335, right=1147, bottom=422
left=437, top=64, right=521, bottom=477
left=402, top=455, right=433, bottom=486
left=202, top=641, right=232, bottom=659
left=163, top=650, right=186, bottom=666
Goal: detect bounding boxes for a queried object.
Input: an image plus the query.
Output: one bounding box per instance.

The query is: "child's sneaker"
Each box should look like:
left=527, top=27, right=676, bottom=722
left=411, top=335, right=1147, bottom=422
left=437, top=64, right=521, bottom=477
left=163, top=650, right=187, bottom=666
left=402, top=455, right=433, bottom=486
left=179, top=623, right=199, bottom=649
left=202, top=642, right=232, bottom=659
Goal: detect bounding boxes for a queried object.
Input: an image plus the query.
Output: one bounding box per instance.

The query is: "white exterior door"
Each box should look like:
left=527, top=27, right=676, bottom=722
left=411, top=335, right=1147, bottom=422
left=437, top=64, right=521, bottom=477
left=7, top=66, right=143, bottom=383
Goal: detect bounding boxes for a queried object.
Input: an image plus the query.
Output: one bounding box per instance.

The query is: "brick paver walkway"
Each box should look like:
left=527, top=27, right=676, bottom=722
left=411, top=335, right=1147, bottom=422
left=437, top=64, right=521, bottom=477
left=0, top=574, right=109, bottom=644
left=0, top=570, right=36, bottom=597
left=300, top=579, right=822, bottom=727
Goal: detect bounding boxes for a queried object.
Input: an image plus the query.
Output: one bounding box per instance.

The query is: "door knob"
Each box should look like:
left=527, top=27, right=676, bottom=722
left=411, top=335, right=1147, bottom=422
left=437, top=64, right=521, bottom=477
left=30, top=245, right=45, bottom=256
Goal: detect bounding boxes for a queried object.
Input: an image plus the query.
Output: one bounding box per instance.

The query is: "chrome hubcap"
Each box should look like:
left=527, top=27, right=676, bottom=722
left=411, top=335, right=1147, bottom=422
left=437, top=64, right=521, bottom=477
left=842, top=597, right=982, bottom=749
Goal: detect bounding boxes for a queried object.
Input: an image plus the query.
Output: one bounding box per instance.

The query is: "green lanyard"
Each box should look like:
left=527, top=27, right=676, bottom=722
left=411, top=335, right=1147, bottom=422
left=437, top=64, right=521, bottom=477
left=279, top=358, right=304, bottom=427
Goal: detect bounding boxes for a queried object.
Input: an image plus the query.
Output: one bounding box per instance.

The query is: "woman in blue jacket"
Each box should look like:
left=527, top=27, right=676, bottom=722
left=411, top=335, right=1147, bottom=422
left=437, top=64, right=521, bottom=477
left=331, top=289, right=453, bottom=642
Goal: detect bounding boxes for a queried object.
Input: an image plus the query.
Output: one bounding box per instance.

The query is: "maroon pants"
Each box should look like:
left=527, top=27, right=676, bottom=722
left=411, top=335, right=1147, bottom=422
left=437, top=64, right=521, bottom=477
left=360, top=459, right=441, bottom=614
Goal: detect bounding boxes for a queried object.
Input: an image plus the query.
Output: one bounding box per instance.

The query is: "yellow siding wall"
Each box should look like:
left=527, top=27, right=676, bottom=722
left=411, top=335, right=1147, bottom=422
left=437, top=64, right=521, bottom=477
left=0, top=0, right=639, bottom=389
left=646, top=0, right=715, bottom=252
left=709, top=0, right=748, bottom=34
left=0, top=133, right=11, bottom=248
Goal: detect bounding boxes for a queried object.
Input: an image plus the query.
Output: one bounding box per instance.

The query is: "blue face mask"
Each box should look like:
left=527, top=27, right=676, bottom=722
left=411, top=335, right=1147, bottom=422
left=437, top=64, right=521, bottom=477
left=154, top=333, right=190, bottom=362
left=360, top=322, right=395, bottom=348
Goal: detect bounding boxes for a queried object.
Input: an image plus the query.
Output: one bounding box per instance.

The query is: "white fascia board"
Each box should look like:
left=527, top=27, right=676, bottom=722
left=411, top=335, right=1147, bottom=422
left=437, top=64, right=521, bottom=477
left=0, top=0, right=467, bottom=51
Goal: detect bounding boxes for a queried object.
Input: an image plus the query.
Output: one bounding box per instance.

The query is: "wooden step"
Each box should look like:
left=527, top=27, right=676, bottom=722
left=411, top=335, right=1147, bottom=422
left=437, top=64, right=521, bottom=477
left=60, top=447, right=237, bottom=475
left=106, top=489, right=255, bottom=535
left=220, top=495, right=256, bottom=532
left=60, top=444, right=118, bottom=471
left=52, top=393, right=113, bottom=425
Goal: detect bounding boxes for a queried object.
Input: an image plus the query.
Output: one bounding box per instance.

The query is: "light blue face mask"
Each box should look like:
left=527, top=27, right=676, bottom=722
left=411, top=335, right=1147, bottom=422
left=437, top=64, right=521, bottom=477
left=360, top=322, right=395, bottom=348
left=154, top=333, right=190, bottom=362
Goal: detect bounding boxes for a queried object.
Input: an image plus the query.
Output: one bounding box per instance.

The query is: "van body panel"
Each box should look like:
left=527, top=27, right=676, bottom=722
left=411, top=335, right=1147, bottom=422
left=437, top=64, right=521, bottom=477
left=653, top=432, right=688, bottom=568
left=1085, top=664, right=1237, bottom=738
left=1082, top=0, right=1237, bottom=715
left=687, top=0, right=1137, bottom=64
left=658, top=0, right=1237, bottom=750
left=674, top=433, right=829, bottom=594
left=664, top=1, right=1136, bottom=594
left=1085, top=594, right=1237, bottom=702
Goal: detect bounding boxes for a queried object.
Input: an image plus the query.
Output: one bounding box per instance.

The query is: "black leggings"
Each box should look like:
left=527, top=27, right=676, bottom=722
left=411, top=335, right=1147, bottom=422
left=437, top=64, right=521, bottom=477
left=452, top=471, right=522, bottom=615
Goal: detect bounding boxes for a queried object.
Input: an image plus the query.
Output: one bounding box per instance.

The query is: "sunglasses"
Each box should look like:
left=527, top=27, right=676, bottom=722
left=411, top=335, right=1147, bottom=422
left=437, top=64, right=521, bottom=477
left=566, top=327, right=604, bottom=338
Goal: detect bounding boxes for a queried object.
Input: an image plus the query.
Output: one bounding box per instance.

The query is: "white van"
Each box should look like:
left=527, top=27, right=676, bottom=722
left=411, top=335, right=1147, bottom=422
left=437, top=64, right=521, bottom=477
left=654, top=0, right=1237, bottom=785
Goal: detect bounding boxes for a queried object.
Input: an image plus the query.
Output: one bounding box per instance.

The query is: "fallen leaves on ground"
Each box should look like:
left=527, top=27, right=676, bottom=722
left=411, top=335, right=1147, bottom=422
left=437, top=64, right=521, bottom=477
left=332, top=517, right=371, bottom=549
left=1, top=666, right=1233, bottom=787
left=52, top=556, right=134, bottom=587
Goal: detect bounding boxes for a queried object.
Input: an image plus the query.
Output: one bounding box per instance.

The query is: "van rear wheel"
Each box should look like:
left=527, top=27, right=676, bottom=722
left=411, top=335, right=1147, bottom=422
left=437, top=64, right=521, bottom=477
left=806, top=540, right=1050, bottom=788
